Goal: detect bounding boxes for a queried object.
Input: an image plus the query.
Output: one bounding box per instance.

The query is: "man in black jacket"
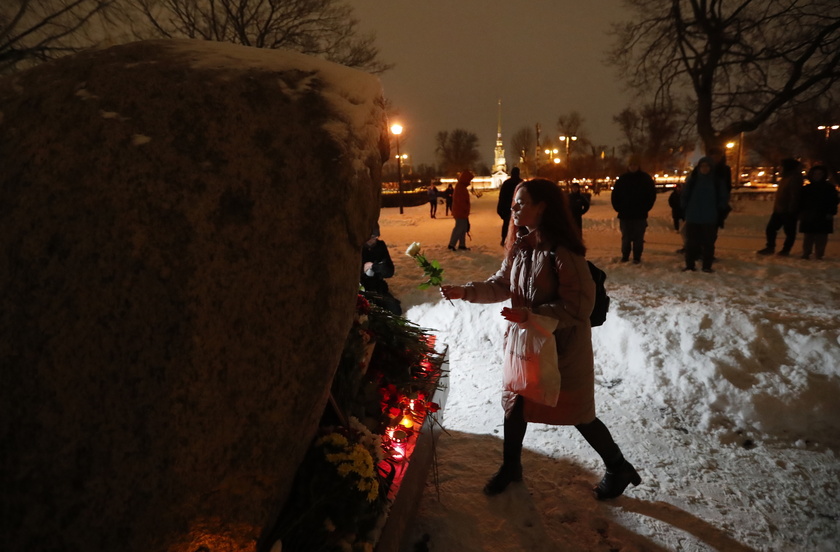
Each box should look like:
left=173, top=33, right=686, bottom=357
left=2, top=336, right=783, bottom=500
left=496, top=167, right=522, bottom=246
left=611, top=156, right=657, bottom=263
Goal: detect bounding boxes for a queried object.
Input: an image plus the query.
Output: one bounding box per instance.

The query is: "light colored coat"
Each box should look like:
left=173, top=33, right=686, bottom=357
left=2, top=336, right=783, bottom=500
left=463, top=231, right=596, bottom=425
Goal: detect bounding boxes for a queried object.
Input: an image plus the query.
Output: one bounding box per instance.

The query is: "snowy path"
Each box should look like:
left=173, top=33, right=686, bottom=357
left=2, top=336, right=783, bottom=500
left=375, top=188, right=839, bottom=552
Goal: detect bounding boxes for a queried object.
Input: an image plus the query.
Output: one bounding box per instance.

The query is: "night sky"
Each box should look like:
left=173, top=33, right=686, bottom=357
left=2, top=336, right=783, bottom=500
left=349, top=0, right=633, bottom=168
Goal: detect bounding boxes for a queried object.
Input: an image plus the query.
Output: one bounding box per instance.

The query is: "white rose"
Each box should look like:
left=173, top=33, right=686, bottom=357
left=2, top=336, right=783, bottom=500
left=405, top=242, right=422, bottom=257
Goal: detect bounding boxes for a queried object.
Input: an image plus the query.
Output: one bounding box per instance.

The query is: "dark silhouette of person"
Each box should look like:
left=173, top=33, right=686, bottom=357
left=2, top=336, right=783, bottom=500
left=757, top=158, right=803, bottom=256
left=668, top=183, right=684, bottom=232
left=611, top=156, right=657, bottom=263
left=497, top=167, right=522, bottom=246
left=568, top=181, right=591, bottom=231
left=681, top=157, right=730, bottom=272
left=360, top=224, right=401, bottom=315
left=427, top=183, right=439, bottom=218
left=799, top=165, right=839, bottom=260
left=443, top=183, right=454, bottom=216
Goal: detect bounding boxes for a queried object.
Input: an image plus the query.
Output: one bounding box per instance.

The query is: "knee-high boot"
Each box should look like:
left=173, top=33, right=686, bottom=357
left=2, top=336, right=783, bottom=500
left=484, top=396, right=526, bottom=495
left=576, top=418, right=642, bottom=500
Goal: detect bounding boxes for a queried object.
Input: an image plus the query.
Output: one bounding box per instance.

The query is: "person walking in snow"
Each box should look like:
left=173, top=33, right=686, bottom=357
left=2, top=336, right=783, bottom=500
left=441, top=178, right=642, bottom=499
left=443, top=183, right=454, bottom=216
left=681, top=156, right=730, bottom=272
left=447, top=171, right=473, bottom=251
left=798, top=165, right=839, bottom=260
left=757, top=158, right=804, bottom=256
left=611, top=156, right=657, bottom=263
left=497, top=167, right=522, bottom=246
left=427, top=183, right=439, bottom=218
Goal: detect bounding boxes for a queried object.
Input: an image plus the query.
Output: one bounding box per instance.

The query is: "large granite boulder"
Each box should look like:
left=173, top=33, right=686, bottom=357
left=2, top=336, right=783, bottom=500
left=0, top=39, right=388, bottom=552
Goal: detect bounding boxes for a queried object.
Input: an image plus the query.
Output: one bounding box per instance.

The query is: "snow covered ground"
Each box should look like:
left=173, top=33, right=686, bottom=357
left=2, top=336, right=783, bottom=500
left=374, top=186, right=839, bottom=552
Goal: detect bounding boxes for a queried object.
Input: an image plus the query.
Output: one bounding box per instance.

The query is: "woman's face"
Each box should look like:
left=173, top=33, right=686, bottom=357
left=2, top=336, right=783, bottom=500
left=698, top=162, right=712, bottom=174
left=512, top=188, right=545, bottom=230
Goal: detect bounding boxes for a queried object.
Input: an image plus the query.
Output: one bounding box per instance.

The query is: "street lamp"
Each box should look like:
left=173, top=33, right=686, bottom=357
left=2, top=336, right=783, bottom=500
left=559, top=135, right=577, bottom=181
left=726, top=134, right=745, bottom=188
left=390, top=123, right=404, bottom=214
left=817, top=124, right=839, bottom=139
left=559, top=135, right=578, bottom=160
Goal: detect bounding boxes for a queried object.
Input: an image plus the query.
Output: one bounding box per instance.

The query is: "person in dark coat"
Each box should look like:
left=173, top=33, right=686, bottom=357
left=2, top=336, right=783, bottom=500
left=568, top=181, right=591, bottom=231
left=611, top=156, right=657, bottom=263
left=681, top=157, right=730, bottom=272
left=757, top=158, right=804, bottom=256
left=443, top=183, right=454, bottom=216
left=427, top=183, right=439, bottom=218
left=361, top=224, right=401, bottom=315
left=497, top=167, right=522, bottom=246
left=799, top=165, right=839, bottom=260
left=668, top=183, right=684, bottom=232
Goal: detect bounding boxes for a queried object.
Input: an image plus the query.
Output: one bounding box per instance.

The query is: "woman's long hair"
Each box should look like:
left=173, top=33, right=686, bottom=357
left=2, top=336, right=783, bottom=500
left=504, top=178, right=586, bottom=257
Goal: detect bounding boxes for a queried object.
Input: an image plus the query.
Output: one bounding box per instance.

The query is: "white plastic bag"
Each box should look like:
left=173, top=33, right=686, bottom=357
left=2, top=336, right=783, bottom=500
left=502, top=313, right=560, bottom=406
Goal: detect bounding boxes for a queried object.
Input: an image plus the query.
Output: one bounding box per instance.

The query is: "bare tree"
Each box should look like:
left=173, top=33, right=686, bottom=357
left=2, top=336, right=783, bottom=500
left=435, top=129, right=481, bottom=176
left=510, top=126, right=536, bottom=177
left=0, top=0, right=117, bottom=73
left=614, top=102, right=693, bottom=172
left=555, top=111, right=592, bottom=161
left=610, top=0, right=840, bottom=151
left=749, top=93, right=840, bottom=169
left=127, top=0, right=390, bottom=73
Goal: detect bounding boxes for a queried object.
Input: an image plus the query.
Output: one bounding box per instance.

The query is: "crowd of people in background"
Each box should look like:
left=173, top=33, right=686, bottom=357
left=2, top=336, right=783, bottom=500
left=375, top=147, right=837, bottom=286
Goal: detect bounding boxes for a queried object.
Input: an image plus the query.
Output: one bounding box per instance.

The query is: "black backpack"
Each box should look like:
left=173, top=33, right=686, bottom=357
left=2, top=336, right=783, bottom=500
left=587, top=261, right=610, bottom=327
left=549, top=253, right=610, bottom=327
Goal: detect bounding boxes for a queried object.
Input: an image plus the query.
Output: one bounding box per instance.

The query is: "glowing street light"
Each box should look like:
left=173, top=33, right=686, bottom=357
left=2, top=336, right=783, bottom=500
left=390, top=123, right=405, bottom=214
left=817, top=124, right=839, bottom=139
left=559, top=135, right=578, bottom=161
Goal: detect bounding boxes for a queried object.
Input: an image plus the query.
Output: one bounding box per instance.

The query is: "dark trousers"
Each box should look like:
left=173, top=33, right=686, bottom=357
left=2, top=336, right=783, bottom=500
left=448, top=218, right=469, bottom=248
left=503, top=396, right=623, bottom=470
left=765, top=212, right=798, bottom=252
left=619, top=218, right=648, bottom=261
left=802, top=233, right=828, bottom=259
left=685, top=222, right=718, bottom=269
left=501, top=216, right=511, bottom=244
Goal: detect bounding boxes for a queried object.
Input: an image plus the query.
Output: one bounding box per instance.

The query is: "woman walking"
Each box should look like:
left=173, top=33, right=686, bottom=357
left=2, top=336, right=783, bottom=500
left=440, top=179, right=642, bottom=499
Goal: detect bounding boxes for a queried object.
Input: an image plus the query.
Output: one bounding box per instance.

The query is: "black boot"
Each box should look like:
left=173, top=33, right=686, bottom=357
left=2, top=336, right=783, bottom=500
left=485, top=396, right=527, bottom=496
left=483, top=463, right=523, bottom=496
left=593, top=457, right=642, bottom=500
left=576, top=418, right=642, bottom=500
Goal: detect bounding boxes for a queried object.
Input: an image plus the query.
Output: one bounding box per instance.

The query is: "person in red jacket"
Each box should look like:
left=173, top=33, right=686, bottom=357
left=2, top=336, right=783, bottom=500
left=447, top=170, right=473, bottom=251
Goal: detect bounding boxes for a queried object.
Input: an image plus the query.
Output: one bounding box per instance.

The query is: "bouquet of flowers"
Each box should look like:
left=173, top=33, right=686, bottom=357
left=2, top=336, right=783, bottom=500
left=405, top=242, right=444, bottom=290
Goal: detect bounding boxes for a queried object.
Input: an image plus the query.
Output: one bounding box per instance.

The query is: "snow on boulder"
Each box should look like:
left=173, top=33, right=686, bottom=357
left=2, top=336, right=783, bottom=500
left=0, top=39, right=388, bottom=552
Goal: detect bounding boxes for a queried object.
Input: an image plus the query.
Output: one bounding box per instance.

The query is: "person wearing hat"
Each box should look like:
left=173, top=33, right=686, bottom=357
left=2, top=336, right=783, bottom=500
left=611, top=156, right=657, bottom=263
left=681, top=156, right=730, bottom=272
left=448, top=170, right=474, bottom=251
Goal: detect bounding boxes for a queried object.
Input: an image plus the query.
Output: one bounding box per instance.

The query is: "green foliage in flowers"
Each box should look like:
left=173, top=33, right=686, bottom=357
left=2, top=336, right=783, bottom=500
left=405, top=242, right=445, bottom=289
left=365, top=304, right=441, bottom=386
left=271, top=294, right=446, bottom=552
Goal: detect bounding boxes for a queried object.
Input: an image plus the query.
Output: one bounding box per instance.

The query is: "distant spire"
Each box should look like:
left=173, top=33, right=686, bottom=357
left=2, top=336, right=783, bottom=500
left=493, top=99, right=507, bottom=173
